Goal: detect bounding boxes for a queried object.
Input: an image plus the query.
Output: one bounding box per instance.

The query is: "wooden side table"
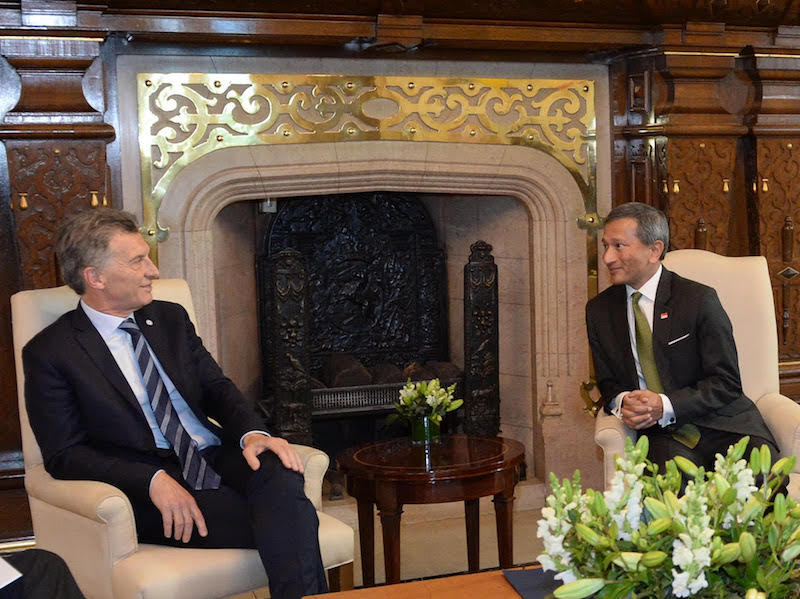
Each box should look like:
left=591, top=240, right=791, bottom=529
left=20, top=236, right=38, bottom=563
left=337, top=435, right=525, bottom=586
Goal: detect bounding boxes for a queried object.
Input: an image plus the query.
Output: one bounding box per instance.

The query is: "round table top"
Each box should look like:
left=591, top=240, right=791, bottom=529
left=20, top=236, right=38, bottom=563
left=337, top=435, right=525, bottom=483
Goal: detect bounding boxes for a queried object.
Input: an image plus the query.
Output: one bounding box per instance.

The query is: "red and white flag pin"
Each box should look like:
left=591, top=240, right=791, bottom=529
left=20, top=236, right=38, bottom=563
left=660, top=312, right=669, bottom=319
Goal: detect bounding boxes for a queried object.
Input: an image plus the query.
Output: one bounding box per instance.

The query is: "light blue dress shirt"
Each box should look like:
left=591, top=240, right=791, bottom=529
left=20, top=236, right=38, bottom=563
left=81, top=300, right=222, bottom=450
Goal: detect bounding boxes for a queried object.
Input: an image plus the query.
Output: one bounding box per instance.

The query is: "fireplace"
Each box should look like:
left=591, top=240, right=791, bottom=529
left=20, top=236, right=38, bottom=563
left=115, top=54, right=609, bottom=489
left=141, top=138, right=599, bottom=487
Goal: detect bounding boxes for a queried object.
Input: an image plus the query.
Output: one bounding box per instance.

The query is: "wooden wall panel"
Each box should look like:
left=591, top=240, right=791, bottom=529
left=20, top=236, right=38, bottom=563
left=754, top=137, right=800, bottom=359
left=9, top=140, right=108, bottom=290
left=665, top=137, right=738, bottom=253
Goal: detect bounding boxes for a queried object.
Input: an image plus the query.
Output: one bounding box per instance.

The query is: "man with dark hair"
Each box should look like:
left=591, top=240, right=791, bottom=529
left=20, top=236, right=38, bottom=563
left=22, top=208, right=327, bottom=599
left=586, top=202, right=777, bottom=469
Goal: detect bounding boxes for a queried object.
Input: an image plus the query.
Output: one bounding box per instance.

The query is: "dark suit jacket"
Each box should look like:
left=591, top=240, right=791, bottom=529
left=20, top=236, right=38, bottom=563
left=22, top=300, right=266, bottom=505
left=585, top=267, right=775, bottom=443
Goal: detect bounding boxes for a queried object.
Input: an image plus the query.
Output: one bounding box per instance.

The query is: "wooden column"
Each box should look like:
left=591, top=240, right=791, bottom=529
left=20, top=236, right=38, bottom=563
left=0, top=33, right=114, bottom=542
left=618, top=44, right=751, bottom=255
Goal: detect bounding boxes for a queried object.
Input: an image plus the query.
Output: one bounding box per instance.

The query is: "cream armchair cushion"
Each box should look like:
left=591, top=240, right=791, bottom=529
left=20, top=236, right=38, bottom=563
left=594, top=250, right=800, bottom=499
left=12, top=280, right=354, bottom=599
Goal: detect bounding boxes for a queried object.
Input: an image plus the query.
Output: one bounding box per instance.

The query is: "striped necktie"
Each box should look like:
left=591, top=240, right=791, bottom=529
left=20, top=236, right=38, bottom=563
left=631, top=292, right=700, bottom=449
left=119, top=318, right=221, bottom=490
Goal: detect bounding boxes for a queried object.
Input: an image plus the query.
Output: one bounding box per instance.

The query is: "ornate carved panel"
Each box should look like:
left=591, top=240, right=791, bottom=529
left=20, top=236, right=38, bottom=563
left=260, top=192, right=448, bottom=379
left=755, top=137, right=800, bottom=359
left=463, top=240, right=500, bottom=438
left=665, top=137, right=737, bottom=253
left=8, top=140, right=108, bottom=290
left=262, top=248, right=313, bottom=445
left=755, top=139, right=800, bottom=262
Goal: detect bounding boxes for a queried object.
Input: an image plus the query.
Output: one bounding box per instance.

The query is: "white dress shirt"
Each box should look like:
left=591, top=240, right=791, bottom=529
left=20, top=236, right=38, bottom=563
left=610, top=266, right=677, bottom=427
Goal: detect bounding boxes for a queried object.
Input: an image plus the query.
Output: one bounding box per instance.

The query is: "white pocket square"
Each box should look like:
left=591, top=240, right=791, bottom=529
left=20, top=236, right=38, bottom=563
left=667, top=333, right=690, bottom=345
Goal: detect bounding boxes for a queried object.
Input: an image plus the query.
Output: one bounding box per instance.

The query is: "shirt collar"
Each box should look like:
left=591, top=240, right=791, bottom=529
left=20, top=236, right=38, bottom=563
left=626, top=264, right=663, bottom=302
left=80, top=299, right=133, bottom=341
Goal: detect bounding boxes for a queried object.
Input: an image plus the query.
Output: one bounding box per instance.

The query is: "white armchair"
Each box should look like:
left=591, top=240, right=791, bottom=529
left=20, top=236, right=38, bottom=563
left=11, top=280, right=354, bottom=599
left=594, top=250, right=800, bottom=499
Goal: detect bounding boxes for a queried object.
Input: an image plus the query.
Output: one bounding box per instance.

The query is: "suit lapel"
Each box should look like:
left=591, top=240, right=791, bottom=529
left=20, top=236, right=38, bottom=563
left=652, top=267, right=674, bottom=390
left=609, top=285, right=639, bottom=387
left=71, top=303, right=142, bottom=410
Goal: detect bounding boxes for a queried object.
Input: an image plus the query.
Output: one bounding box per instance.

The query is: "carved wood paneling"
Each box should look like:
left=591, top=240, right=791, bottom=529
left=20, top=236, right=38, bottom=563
left=8, top=140, right=108, bottom=290
left=755, top=137, right=800, bottom=359
left=665, top=137, right=737, bottom=253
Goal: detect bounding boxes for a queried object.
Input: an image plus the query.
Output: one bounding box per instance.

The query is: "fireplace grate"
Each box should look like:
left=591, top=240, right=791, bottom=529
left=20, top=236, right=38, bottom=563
left=311, top=378, right=461, bottom=417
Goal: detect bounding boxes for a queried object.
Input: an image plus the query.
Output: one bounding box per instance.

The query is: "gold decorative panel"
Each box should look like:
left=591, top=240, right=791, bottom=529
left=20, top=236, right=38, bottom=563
left=137, top=73, right=597, bottom=250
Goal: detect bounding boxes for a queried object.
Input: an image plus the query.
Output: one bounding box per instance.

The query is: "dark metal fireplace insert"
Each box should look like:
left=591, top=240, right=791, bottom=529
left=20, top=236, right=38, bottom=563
left=256, top=191, right=500, bottom=468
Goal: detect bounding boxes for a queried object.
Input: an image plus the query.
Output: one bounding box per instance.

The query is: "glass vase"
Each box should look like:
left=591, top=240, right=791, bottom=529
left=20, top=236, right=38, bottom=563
left=410, top=415, right=440, bottom=444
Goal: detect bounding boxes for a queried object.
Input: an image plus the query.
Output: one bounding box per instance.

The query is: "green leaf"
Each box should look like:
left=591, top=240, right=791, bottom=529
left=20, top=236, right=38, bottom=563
left=781, top=542, right=800, bottom=562
left=774, top=493, right=787, bottom=524
left=768, top=523, right=779, bottom=550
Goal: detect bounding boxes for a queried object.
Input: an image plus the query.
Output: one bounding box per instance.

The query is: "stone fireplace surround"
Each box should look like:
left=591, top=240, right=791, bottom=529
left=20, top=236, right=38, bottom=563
left=115, top=56, right=610, bottom=489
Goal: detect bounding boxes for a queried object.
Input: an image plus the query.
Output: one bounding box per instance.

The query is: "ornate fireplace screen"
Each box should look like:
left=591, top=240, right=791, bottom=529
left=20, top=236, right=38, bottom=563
left=256, top=191, right=500, bottom=453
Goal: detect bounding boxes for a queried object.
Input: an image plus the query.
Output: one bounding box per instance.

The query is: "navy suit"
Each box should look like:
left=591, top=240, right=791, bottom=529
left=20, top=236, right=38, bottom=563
left=586, top=267, right=776, bottom=465
left=23, top=300, right=327, bottom=599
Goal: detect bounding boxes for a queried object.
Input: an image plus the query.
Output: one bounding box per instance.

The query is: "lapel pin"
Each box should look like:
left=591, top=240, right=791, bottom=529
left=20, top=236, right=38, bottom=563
left=660, top=312, right=668, bottom=319
left=145, top=319, right=154, bottom=326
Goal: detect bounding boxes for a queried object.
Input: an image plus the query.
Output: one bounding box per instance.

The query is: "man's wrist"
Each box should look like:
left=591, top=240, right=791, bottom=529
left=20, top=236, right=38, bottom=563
left=657, top=393, right=676, bottom=427
left=240, top=430, right=271, bottom=449
left=149, top=469, right=165, bottom=495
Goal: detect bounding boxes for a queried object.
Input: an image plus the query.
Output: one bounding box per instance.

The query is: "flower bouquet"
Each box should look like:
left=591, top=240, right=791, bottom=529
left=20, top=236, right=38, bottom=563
left=537, top=436, right=799, bottom=599
left=394, top=378, right=463, bottom=443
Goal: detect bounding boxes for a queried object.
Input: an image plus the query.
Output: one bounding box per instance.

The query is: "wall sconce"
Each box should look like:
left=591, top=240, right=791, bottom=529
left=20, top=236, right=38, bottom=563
left=722, top=178, right=730, bottom=193
left=672, top=180, right=680, bottom=194
left=762, top=178, right=769, bottom=192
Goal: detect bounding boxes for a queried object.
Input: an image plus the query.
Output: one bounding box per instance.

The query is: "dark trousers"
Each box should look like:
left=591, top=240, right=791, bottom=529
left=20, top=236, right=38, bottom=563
left=645, top=426, right=783, bottom=491
left=1, top=549, right=85, bottom=599
left=130, top=445, right=328, bottom=599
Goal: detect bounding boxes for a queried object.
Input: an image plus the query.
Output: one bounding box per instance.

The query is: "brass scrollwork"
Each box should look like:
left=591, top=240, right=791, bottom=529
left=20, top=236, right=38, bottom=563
left=137, top=73, right=597, bottom=256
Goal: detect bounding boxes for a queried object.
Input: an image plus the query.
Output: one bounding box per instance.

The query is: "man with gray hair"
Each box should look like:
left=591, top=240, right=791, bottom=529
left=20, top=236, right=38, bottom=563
left=22, top=208, right=327, bottom=599
left=586, top=202, right=777, bottom=470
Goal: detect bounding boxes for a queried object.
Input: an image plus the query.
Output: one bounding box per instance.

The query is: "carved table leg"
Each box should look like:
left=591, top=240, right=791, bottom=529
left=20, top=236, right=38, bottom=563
left=465, top=498, right=480, bottom=572
left=356, top=501, right=375, bottom=587
left=493, top=490, right=515, bottom=569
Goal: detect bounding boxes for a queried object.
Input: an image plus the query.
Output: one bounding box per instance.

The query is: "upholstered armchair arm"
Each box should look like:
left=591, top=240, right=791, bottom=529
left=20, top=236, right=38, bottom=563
left=291, top=444, right=329, bottom=511
left=25, top=462, right=139, bottom=578
left=594, top=410, right=636, bottom=489
left=754, top=393, right=800, bottom=498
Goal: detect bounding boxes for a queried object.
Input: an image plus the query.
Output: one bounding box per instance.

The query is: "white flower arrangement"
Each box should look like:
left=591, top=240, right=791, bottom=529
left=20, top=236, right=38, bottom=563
left=395, top=378, right=462, bottom=425
left=536, top=436, right=799, bottom=599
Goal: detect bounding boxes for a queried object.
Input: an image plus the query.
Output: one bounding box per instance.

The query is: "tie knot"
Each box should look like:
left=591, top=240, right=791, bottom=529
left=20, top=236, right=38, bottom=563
left=632, top=291, right=643, bottom=304
left=119, top=318, right=140, bottom=336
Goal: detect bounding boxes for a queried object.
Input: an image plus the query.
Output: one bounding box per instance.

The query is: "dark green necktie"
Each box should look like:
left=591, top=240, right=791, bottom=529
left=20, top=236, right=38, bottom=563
left=631, top=291, right=700, bottom=449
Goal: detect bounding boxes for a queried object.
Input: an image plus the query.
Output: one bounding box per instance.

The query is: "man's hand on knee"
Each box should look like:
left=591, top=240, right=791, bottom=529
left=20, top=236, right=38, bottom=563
left=149, top=471, right=208, bottom=543
left=242, top=433, right=304, bottom=474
